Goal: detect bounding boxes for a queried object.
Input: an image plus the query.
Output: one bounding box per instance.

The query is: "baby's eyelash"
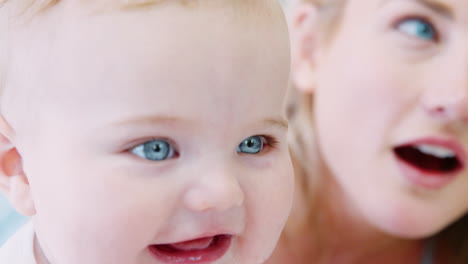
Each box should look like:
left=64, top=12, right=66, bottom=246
left=122, top=135, right=281, bottom=157
left=262, top=135, right=280, bottom=148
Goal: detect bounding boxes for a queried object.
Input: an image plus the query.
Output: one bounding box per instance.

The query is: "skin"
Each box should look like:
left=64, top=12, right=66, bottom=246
left=269, top=0, right=468, bottom=263
left=0, top=2, right=293, bottom=264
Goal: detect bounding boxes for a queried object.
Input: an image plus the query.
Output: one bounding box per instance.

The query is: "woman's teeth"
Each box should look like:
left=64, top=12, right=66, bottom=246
left=394, top=143, right=461, bottom=173
left=415, top=144, right=456, bottom=159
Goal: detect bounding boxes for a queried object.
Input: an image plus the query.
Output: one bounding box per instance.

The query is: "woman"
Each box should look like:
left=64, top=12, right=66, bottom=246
left=268, top=0, right=468, bottom=263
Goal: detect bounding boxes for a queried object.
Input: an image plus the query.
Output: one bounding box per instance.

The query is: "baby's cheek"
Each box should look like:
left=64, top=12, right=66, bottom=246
left=242, top=160, right=293, bottom=255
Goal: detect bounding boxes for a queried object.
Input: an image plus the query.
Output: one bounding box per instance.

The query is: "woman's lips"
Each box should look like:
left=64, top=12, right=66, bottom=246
left=393, top=137, right=466, bottom=189
left=149, top=234, right=232, bottom=264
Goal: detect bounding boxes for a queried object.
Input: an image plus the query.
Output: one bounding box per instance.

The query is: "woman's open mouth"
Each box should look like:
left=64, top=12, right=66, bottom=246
left=393, top=138, right=465, bottom=189
left=149, top=234, right=232, bottom=264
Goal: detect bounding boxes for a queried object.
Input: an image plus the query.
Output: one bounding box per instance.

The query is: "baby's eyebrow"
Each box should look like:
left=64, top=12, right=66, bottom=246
left=110, top=116, right=288, bottom=130
left=111, top=115, right=195, bottom=127
left=261, top=118, right=289, bottom=130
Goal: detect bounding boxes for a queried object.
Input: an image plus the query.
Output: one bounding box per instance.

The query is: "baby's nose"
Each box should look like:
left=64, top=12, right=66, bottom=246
left=182, top=165, right=244, bottom=212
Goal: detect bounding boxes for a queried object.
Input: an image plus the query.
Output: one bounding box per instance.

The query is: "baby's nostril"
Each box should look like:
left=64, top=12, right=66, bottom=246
left=434, top=106, right=445, bottom=113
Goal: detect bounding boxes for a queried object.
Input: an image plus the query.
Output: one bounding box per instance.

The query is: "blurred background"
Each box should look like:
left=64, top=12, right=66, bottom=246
left=0, top=194, right=26, bottom=245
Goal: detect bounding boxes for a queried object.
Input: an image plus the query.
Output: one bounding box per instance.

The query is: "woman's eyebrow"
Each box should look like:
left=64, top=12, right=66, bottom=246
left=380, top=0, right=454, bottom=19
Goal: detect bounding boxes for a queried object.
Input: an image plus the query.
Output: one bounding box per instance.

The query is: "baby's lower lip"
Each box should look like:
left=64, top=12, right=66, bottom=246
left=149, top=235, right=232, bottom=264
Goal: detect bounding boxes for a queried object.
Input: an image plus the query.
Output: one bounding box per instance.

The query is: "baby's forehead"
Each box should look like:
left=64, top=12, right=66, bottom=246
left=0, top=0, right=277, bottom=21
left=0, top=0, right=284, bottom=73
left=0, top=0, right=289, bottom=112
left=7, top=0, right=271, bottom=74
left=0, top=0, right=284, bottom=93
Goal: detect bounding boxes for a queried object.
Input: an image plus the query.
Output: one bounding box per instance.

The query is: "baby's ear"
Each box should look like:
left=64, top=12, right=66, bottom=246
left=289, top=3, right=320, bottom=94
left=0, top=116, right=35, bottom=216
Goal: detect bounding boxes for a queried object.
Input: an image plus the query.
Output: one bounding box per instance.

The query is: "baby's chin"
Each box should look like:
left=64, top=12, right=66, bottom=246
left=236, top=236, right=281, bottom=264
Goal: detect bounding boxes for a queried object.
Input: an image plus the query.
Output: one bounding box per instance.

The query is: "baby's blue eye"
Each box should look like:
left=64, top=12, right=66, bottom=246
left=130, top=140, right=175, bottom=161
left=237, top=136, right=264, bottom=154
left=397, top=18, right=436, bottom=40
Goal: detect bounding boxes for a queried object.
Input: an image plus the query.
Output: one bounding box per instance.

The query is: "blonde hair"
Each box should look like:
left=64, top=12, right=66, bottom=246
left=285, top=0, right=468, bottom=262
left=286, top=0, right=344, bottom=212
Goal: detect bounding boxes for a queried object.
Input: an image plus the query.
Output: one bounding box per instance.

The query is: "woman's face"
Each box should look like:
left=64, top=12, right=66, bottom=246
left=292, top=0, right=468, bottom=238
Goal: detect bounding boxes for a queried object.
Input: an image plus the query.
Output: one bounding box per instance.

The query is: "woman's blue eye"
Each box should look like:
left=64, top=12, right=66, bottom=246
left=237, top=136, right=264, bottom=154
left=130, top=140, right=175, bottom=161
left=397, top=18, right=436, bottom=40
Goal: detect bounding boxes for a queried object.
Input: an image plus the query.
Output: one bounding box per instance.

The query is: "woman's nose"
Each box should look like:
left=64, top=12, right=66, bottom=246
left=420, top=53, right=468, bottom=123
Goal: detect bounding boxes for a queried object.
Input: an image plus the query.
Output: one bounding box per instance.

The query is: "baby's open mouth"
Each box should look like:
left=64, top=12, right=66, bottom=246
left=149, top=234, right=232, bottom=263
left=393, top=144, right=462, bottom=173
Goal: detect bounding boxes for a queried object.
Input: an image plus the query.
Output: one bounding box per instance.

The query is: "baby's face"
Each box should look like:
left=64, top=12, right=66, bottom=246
left=8, top=3, right=292, bottom=264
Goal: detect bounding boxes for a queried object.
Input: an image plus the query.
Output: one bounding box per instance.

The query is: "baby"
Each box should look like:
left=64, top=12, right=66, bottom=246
left=0, top=0, right=293, bottom=263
